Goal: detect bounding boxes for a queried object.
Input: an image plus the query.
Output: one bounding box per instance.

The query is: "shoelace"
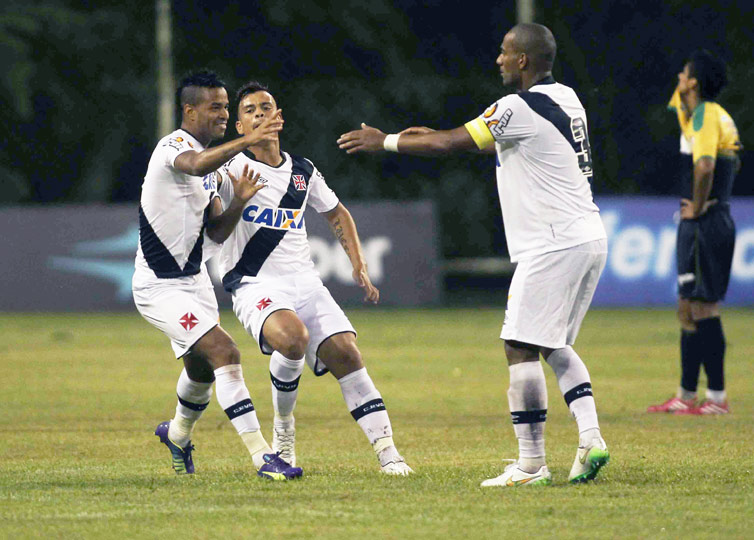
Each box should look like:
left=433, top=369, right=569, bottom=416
left=264, top=451, right=291, bottom=468
left=275, top=430, right=295, bottom=450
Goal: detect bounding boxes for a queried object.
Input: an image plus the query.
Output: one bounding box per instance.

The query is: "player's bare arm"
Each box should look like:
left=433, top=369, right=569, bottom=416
left=206, top=164, right=265, bottom=243
left=324, top=202, right=379, bottom=304
left=337, top=122, right=478, bottom=156
left=174, top=113, right=283, bottom=177
left=680, top=157, right=716, bottom=219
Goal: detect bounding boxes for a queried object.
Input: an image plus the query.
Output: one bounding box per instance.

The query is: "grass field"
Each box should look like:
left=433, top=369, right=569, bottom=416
left=1, top=308, right=753, bottom=538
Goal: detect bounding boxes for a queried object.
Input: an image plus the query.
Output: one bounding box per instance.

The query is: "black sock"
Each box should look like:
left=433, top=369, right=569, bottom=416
left=680, top=329, right=702, bottom=394
left=696, top=317, right=725, bottom=391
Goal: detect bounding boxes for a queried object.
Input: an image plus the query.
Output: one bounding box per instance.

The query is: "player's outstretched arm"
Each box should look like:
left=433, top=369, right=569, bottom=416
left=337, top=122, right=478, bottom=156
left=174, top=112, right=284, bottom=177
left=323, top=202, right=379, bottom=304
left=206, top=164, right=265, bottom=243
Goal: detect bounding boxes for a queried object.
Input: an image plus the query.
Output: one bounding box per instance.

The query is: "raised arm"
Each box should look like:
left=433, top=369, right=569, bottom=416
left=337, top=122, right=478, bottom=157
left=206, top=165, right=265, bottom=243
left=323, top=202, right=379, bottom=304
left=175, top=112, right=283, bottom=177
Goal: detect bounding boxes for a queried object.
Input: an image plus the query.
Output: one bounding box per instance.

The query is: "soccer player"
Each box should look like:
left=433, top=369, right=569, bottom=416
left=215, top=81, right=412, bottom=476
left=338, top=23, right=609, bottom=486
left=647, top=51, right=740, bottom=415
left=132, top=69, right=303, bottom=480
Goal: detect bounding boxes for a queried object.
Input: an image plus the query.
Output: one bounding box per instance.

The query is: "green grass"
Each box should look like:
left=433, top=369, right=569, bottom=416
left=1, top=308, right=753, bottom=538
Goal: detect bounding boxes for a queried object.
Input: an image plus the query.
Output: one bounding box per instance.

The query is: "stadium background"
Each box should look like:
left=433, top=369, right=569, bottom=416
left=1, top=0, right=753, bottom=309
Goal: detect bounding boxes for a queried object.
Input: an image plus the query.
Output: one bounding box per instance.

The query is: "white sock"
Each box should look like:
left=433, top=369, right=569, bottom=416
left=214, top=364, right=270, bottom=465
left=168, top=368, right=213, bottom=448
left=508, top=361, right=547, bottom=473
left=338, top=367, right=393, bottom=445
left=545, top=346, right=600, bottom=441
left=706, top=388, right=726, bottom=403
left=269, top=351, right=305, bottom=419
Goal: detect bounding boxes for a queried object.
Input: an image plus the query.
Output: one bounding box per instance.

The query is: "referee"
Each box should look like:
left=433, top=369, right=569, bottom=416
left=648, top=50, right=741, bottom=415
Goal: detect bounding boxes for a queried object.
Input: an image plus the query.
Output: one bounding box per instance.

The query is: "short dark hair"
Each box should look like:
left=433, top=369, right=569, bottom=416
left=175, top=69, right=226, bottom=110
left=510, top=23, right=557, bottom=72
left=236, top=81, right=270, bottom=107
left=687, top=50, right=728, bottom=100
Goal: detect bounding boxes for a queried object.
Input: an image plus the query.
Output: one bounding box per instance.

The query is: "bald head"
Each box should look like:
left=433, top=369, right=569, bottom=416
left=508, top=23, right=557, bottom=72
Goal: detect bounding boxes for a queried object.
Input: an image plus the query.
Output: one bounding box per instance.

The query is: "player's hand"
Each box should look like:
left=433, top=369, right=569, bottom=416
left=337, top=123, right=387, bottom=154
left=353, top=265, right=379, bottom=304
left=399, top=126, right=435, bottom=135
left=244, top=110, right=284, bottom=145
left=228, top=164, right=265, bottom=204
left=680, top=198, right=717, bottom=219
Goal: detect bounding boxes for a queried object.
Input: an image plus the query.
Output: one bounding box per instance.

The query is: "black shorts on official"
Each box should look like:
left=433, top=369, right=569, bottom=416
left=676, top=205, right=736, bottom=302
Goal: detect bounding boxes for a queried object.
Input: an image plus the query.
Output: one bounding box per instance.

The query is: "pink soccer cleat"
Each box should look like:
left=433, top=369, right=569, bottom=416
left=674, top=400, right=729, bottom=415
left=646, top=396, right=696, bottom=413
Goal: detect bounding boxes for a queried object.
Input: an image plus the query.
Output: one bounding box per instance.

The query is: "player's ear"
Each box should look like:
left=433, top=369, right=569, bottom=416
left=236, top=120, right=244, bottom=135
left=183, top=103, right=195, bottom=122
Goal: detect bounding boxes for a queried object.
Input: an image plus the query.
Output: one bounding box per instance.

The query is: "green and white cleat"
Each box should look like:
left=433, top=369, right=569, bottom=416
left=481, top=460, right=552, bottom=487
left=568, top=436, right=610, bottom=483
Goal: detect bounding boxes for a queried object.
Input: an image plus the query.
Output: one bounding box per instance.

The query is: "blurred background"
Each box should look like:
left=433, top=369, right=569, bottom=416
left=1, top=0, right=753, bottom=309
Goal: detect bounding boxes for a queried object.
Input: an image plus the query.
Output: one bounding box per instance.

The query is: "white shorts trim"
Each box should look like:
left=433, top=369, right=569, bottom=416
left=501, top=239, right=607, bottom=349
left=232, top=273, right=356, bottom=376
left=132, top=270, right=220, bottom=358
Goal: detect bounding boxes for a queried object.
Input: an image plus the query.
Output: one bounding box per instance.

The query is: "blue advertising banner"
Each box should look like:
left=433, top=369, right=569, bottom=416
left=0, top=202, right=440, bottom=311
left=594, top=197, right=754, bottom=306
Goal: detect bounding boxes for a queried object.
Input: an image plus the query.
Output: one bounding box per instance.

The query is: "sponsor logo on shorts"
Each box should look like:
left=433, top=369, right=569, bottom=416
left=256, top=297, right=272, bottom=310
left=242, top=205, right=304, bottom=230
left=179, top=312, right=199, bottom=331
left=678, top=273, right=695, bottom=285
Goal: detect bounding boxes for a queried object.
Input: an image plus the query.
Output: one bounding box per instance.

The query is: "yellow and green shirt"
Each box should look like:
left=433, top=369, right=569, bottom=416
left=668, top=88, right=741, bottom=201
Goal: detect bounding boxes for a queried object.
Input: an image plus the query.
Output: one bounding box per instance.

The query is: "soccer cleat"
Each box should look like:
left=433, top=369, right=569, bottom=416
left=154, top=421, right=195, bottom=475
left=674, top=399, right=729, bottom=415
left=378, top=446, right=414, bottom=476
left=272, top=423, right=296, bottom=467
left=568, top=436, right=610, bottom=483
left=257, top=452, right=303, bottom=481
left=481, top=460, right=552, bottom=487
left=646, top=396, right=696, bottom=413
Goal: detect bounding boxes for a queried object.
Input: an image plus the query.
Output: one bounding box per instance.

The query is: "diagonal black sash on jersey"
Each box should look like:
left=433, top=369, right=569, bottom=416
left=517, top=90, right=594, bottom=182
left=222, top=155, right=313, bottom=292
left=139, top=203, right=208, bottom=278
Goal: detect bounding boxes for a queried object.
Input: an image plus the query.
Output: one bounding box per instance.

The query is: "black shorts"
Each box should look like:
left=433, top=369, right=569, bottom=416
left=676, top=205, right=736, bottom=302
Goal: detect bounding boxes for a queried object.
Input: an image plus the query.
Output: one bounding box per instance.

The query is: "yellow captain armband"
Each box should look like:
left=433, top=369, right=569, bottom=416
left=464, top=118, right=495, bottom=150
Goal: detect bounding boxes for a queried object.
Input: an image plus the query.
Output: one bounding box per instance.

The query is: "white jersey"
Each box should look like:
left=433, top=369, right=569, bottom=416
left=134, top=128, right=220, bottom=281
left=216, top=150, right=339, bottom=290
left=465, top=78, right=606, bottom=262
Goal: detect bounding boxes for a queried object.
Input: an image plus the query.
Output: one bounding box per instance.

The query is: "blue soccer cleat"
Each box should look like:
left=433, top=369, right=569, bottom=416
left=154, top=421, right=195, bottom=475
left=257, top=452, right=303, bottom=481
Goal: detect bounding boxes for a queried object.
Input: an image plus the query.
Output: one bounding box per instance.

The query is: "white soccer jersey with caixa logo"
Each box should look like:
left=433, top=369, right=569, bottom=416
left=134, top=128, right=219, bottom=282
left=216, top=150, right=339, bottom=290
left=465, top=77, right=606, bottom=262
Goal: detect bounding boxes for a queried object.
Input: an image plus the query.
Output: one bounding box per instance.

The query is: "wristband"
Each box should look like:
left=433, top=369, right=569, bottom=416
left=383, top=133, right=400, bottom=152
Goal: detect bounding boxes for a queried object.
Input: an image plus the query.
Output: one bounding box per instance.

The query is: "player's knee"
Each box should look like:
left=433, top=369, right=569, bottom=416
left=677, top=303, right=694, bottom=329
left=338, top=342, right=363, bottom=370
left=277, top=328, right=309, bottom=359
left=504, top=340, right=540, bottom=364
left=211, top=340, right=241, bottom=368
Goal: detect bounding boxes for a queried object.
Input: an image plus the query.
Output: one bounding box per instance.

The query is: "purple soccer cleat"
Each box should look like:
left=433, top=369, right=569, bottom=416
left=154, top=421, right=195, bottom=474
left=257, top=452, right=303, bottom=481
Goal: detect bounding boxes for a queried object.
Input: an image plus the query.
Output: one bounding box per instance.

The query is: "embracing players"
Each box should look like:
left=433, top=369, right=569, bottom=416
left=215, top=81, right=412, bottom=475
left=133, top=70, right=301, bottom=480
